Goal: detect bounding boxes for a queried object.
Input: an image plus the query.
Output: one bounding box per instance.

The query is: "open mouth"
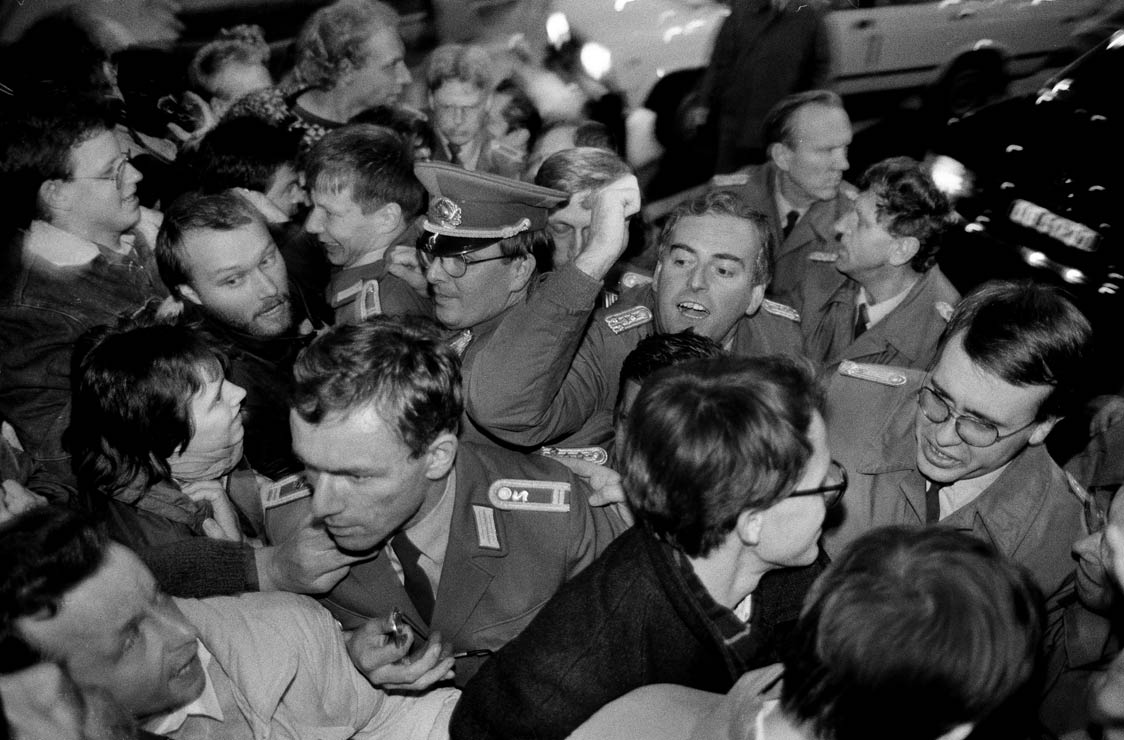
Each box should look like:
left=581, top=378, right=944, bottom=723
left=257, top=297, right=289, bottom=319
left=677, top=301, right=709, bottom=320
left=922, top=439, right=960, bottom=467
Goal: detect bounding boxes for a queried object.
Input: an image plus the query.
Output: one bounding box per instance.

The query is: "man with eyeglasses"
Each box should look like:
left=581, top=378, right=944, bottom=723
left=451, top=355, right=841, bottom=740
left=426, top=43, right=523, bottom=179
left=822, top=280, right=1090, bottom=609
left=0, top=90, right=167, bottom=492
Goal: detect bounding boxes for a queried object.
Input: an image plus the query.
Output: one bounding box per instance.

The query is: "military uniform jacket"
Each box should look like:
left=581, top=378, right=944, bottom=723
left=466, top=264, right=804, bottom=449
left=327, top=259, right=388, bottom=325
left=433, top=130, right=525, bottom=180
left=315, top=441, right=629, bottom=685
left=794, top=265, right=959, bottom=371
left=710, top=162, right=853, bottom=299
left=823, top=368, right=1083, bottom=608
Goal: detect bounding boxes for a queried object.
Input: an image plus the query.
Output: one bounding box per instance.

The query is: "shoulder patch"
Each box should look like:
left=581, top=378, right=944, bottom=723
left=710, top=173, right=750, bottom=187
left=934, top=301, right=954, bottom=322
left=759, top=299, right=800, bottom=322
left=838, top=360, right=908, bottom=387
left=604, top=305, right=653, bottom=334
left=487, top=479, right=571, bottom=513
left=539, top=446, right=609, bottom=466
left=807, top=251, right=839, bottom=263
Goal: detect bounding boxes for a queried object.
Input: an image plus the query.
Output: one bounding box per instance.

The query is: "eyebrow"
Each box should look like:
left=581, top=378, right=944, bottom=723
left=929, top=379, right=1003, bottom=427
left=667, top=243, right=745, bottom=264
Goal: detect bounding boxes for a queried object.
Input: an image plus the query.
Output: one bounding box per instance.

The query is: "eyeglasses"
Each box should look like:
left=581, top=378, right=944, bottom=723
left=1084, top=486, right=1117, bottom=535
left=70, top=154, right=132, bottom=191
left=788, top=460, right=848, bottom=509
left=917, top=386, right=1038, bottom=448
left=417, top=248, right=510, bottom=278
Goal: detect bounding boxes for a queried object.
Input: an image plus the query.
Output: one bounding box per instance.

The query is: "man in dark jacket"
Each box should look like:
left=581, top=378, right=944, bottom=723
left=450, top=354, right=843, bottom=739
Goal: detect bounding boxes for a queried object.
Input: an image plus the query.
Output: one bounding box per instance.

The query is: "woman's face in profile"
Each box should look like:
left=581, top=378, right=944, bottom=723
left=168, top=369, right=247, bottom=481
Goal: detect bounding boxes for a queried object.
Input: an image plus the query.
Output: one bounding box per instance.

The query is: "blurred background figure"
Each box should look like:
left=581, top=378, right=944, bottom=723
left=188, top=24, right=273, bottom=118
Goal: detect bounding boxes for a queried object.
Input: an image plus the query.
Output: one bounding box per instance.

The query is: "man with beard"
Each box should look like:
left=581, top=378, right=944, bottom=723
left=156, top=190, right=322, bottom=480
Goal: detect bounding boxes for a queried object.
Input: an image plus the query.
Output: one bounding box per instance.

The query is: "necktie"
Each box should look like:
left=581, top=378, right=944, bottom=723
left=447, top=142, right=463, bottom=167
left=782, top=210, right=799, bottom=239
left=925, top=482, right=943, bottom=524
left=391, top=533, right=435, bottom=624
left=853, top=303, right=870, bottom=339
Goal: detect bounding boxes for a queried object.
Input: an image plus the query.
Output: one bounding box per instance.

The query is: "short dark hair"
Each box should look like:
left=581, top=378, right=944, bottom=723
left=494, top=79, right=542, bottom=144
left=658, top=190, right=773, bottom=287
left=940, top=280, right=1093, bottom=419
left=781, top=526, right=1045, bottom=740
left=860, top=157, right=952, bottom=272
left=762, top=89, right=845, bottom=149
left=186, top=117, right=302, bottom=194
left=535, top=147, right=632, bottom=201
left=0, top=89, right=116, bottom=230
left=291, top=317, right=462, bottom=456
left=67, top=321, right=226, bottom=495
left=0, top=507, right=108, bottom=673
left=619, top=355, right=823, bottom=557
left=350, top=104, right=437, bottom=159
left=156, top=190, right=264, bottom=295
left=305, top=124, right=426, bottom=219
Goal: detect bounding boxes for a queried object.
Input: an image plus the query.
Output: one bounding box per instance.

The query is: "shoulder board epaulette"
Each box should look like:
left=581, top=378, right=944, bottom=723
left=539, top=446, right=609, bottom=466
left=807, top=251, right=838, bottom=263
left=710, top=173, right=750, bottom=187
left=604, top=305, right=653, bottom=334
left=357, top=279, right=381, bottom=321
left=837, top=360, right=908, bottom=387
left=619, top=271, right=654, bottom=289
left=934, top=301, right=954, bottom=322
left=759, top=299, right=800, bottom=322
left=488, top=478, right=571, bottom=513
left=1064, top=472, right=1087, bottom=502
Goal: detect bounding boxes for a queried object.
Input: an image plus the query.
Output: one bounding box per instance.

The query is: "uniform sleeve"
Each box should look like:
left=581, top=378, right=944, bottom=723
left=564, top=472, right=632, bottom=579
left=465, top=265, right=608, bottom=447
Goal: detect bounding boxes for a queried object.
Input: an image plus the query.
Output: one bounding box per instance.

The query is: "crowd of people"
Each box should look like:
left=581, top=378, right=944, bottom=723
left=1, top=1, right=1123, bottom=739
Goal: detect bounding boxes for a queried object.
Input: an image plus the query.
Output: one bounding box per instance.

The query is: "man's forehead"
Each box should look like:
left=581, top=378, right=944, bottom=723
left=931, top=334, right=1051, bottom=420
left=184, top=223, right=272, bottom=272
left=790, top=104, right=851, bottom=146
left=69, top=129, right=119, bottom=172
left=666, top=214, right=760, bottom=260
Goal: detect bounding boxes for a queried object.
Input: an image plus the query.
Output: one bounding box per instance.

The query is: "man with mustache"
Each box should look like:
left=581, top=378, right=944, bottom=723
left=822, top=280, right=1089, bottom=612
left=0, top=90, right=168, bottom=493
left=468, top=189, right=804, bottom=450
left=156, top=190, right=321, bottom=481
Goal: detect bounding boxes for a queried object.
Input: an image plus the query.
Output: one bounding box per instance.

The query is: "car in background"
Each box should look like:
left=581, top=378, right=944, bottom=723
left=927, top=30, right=1122, bottom=341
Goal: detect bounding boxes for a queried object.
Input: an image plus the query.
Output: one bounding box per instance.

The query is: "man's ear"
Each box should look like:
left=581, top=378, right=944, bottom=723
left=375, top=201, right=404, bottom=234
left=38, top=179, right=70, bottom=215
left=424, top=431, right=458, bottom=480
left=889, top=235, right=920, bottom=268
left=177, top=284, right=203, bottom=306
left=735, top=508, right=764, bottom=548
left=1028, top=416, right=1060, bottom=446
left=508, top=253, right=536, bottom=293
left=744, top=283, right=766, bottom=317
left=770, top=141, right=793, bottom=172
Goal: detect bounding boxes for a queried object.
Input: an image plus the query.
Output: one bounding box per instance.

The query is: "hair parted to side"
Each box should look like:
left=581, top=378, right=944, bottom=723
left=535, top=147, right=632, bottom=202
left=291, top=316, right=462, bottom=456
left=658, top=190, right=774, bottom=287
left=618, top=354, right=822, bottom=557
left=860, top=156, right=952, bottom=272
left=293, top=0, right=400, bottom=90
left=425, top=43, right=495, bottom=93
left=781, top=526, right=1045, bottom=740
left=939, top=280, right=1093, bottom=420
left=67, top=320, right=226, bottom=496
left=305, top=123, right=426, bottom=218
left=156, top=190, right=264, bottom=295
left=762, top=89, right=845, bottom=149
left=0, top=507, right=109, bottom=673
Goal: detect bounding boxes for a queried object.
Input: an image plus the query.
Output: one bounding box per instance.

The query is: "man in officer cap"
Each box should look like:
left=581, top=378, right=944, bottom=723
left=466, top=188, right=806, bottom=450
left=285, top=317, right=629, bottom=688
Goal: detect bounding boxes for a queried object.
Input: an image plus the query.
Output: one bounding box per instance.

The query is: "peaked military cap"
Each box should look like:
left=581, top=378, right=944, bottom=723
left=415, top=160, right=568, bottom=256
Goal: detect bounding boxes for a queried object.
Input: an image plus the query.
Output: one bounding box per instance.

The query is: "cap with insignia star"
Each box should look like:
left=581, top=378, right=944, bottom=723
left=415, top=161, right=568, bottom=257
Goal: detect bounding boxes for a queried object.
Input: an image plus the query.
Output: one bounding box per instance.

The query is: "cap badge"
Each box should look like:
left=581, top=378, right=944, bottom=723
left=431, top=197, right=462, bottom=228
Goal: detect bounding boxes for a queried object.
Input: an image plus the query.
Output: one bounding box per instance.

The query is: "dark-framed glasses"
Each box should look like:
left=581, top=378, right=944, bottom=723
left=417, top=248, right=510, bottom=278
left=70, top=154, right=132, bottom=191
left=789, top=459, right=848, bottom=508
left=916, top=386, right=1037, bottom=448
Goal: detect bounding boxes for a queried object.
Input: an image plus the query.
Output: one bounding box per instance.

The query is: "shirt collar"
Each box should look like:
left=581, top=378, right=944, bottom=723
left=857, top=280, right=916, bottom=328
left=143, top=642, right=223, bottom=735
left=936, top=461, right=1012, bottom=519
left=772, top=173, right=807, bottom=224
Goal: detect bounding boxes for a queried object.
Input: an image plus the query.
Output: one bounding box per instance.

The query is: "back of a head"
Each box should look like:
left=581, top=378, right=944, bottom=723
left=7, top=7, right=117, bottom=98
left=762, top=89, right=845, bottom=149
left=294, top=0, right=400, bottom=90
left=305, top=123, right=426, bottom=218
left=0, top=507, right=108, bottom=673
left=188, top=24, right=271, bottom=96
left=534, top=146, right=631, bottom=196
left=291, top=317, right=462, bottom=456
left=350, top=104, right=437, bottom=158
left=0, top=88, right=116, bottom=233
left=781, top=526, right=1045, bottom=740
left=941, top=280, right=1093, bottom=419
left=187, top=117, right=302, bottom=195
left=619, top=355, right=820, bottom=557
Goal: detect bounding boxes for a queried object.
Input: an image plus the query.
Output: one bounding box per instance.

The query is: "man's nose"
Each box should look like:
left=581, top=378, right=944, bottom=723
left=310, top=474, right=345, bottom=519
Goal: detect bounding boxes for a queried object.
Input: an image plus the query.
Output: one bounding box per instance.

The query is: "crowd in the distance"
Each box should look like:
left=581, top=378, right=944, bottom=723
left=2, top=2, right=1124, bottom=739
